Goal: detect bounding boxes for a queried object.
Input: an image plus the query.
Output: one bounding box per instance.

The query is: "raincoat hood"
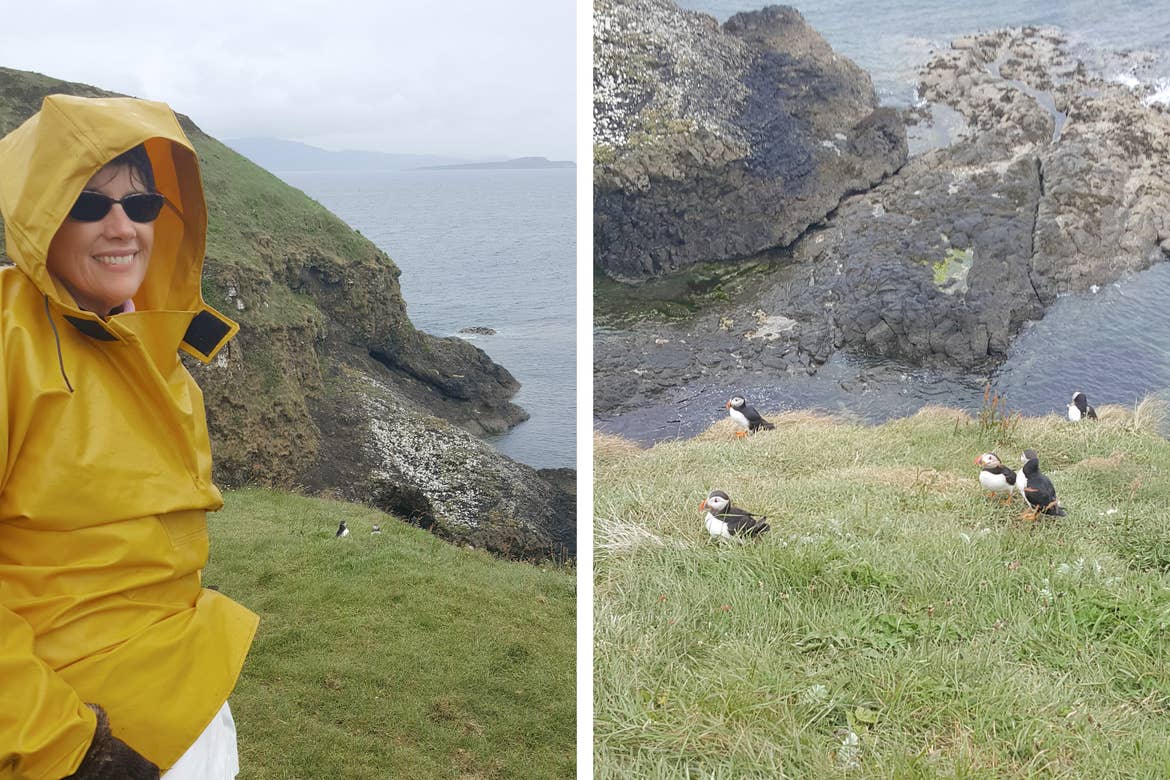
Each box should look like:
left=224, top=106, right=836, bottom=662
left=0, top=94, right=236, bottom=362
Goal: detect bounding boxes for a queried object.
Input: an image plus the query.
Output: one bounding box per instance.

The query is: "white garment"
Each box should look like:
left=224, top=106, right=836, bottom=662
left=161, top=702, right=239, bottom=779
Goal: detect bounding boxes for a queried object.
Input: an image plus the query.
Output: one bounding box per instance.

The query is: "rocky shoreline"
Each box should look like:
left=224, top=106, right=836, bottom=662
left=594, top=13, right=1170, bottom=419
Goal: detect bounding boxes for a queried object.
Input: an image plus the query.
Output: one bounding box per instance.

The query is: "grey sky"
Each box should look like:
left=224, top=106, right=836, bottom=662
left=3, top=1, right=576, bottom=161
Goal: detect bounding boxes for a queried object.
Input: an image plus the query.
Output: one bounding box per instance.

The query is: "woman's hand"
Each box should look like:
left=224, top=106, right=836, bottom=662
left=63, top=704, right=160, bottom=780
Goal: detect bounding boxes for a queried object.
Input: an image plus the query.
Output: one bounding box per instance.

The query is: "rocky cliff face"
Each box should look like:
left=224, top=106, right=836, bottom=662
left=0, top=67, right=574, bottom=561
left=593, top=0, right=907, bottom=278
left=594, top=26, right=1170, bottom=417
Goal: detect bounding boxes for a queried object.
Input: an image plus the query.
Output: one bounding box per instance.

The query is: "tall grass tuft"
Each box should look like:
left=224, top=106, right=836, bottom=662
left=1131, top=396, right=1169, bottom=434
left=976, top=382, right=1021, bottom=442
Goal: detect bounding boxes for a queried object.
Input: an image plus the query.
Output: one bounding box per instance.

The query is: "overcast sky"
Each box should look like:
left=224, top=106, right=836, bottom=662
left=2, top=1, right=576, bottom=161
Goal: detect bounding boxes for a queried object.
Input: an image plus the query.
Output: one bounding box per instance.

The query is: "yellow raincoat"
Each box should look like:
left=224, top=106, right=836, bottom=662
left=0, top=95, right=258, bottom=778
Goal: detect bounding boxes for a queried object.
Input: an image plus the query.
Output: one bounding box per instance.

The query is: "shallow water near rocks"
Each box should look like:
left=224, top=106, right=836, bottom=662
left=596, top=262, right=1170, bottom=444
left=675, top=0, right=1170, bottom=111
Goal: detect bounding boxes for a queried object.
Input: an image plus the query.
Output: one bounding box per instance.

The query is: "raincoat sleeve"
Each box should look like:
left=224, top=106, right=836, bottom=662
left=0, top=372, right=96, bottom=778
left=0, top=607, right=96, bottom=778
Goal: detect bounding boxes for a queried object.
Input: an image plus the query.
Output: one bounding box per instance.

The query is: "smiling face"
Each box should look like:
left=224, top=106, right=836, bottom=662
left=46, top=163, right=155, bottom=315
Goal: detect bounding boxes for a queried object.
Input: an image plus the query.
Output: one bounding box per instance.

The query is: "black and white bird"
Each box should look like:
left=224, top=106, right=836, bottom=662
left=1067, top=391, right=1097, bottom=421
left=726, top=396, right=775, bottom=438
left=700, top=490, right=770, bottom=540
left=975, top=452, right=1016, bottom=503
left=1019, top=450, right=1066, bottom=520
left=371, top=524, right=382, bottom=535
left=336, top=520, right=350, bottom=538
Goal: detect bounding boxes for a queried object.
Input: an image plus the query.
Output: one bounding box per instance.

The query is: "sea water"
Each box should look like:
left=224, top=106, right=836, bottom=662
left=596, top=0, right=1170, bottom=442
left=281, top=168, right=575, bottom=469
left=676, top=0, right=1170, bottom=108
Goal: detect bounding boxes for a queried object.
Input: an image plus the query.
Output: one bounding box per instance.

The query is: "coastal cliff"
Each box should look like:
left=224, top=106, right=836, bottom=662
left=0, top=67, right=574, bottom=562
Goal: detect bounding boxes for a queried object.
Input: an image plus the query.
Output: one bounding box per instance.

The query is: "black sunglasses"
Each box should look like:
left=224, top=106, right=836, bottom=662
left=69, top=190, right=166, bottom=223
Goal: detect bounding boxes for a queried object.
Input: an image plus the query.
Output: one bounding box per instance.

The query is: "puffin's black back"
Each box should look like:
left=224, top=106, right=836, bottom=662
left=742, top=403, right=774, bottom=431
left=1021, top=457, right=1064, bottom=515
left=718, top=503, right=770, bottom=536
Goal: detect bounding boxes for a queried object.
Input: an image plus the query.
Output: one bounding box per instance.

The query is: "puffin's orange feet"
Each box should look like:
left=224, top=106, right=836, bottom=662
left=735, top=431, right=747, bottom=439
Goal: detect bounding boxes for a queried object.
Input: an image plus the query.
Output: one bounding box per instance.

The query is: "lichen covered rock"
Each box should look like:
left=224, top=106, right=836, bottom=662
left=593, top=0, right=907, bottom=278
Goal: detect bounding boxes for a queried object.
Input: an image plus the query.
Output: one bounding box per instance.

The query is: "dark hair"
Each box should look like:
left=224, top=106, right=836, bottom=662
left=107, top=144, right=156, bottom=192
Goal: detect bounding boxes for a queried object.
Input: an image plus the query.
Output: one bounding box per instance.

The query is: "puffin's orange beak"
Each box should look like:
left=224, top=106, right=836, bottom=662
left=974, top=455, right=982, bottom=466
left=725, top=401, right=731, bottom=409
left=699, top=499, right=707, bottom=512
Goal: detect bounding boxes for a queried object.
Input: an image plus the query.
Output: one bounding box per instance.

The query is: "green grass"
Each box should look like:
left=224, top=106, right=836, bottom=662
left=204, top=489, right=575, bottom=779
left=194, top=133, right=375, bottom=275
left=594, top=402, right=1170, bottom=778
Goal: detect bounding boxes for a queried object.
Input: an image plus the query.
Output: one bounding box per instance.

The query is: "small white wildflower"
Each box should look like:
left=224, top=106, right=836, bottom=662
left=959, top=532, right=972, bottom=544
left=836, top=730, right=861, bottom=770
left=1039, top=578, right=1054, bottom=605
left=799, top=684, right=829, bottom=705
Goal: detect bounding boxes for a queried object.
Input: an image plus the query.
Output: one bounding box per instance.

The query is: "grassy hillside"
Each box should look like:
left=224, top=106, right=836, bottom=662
left=205, top=489, right=575, bottom=778
left=595, top=402, right=1170, bottom=777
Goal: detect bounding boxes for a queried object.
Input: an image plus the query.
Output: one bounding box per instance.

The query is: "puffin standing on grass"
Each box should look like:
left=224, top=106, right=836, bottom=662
left=975, top=452, right=1017, bottom=504
left=1019, top=449, right=1066, bottom=520
left=700, top=490, right=770, bottom=540
left=1068, top=391, right=1097, bottom=421
left=726, top=396, right=775, bottom=438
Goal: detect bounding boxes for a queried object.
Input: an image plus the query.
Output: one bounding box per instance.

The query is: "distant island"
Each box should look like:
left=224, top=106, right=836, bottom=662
left=224, top=137, right=467, bottom=172
left=224, top=139, right=574, bottom=173
left=417, top=156, right=575, bottom=171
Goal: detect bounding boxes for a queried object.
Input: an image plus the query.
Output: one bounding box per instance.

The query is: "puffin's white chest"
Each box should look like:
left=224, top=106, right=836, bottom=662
left=705, top=512, right=732, bottom=538
left=1068, top=404, right=1081, bottom=421
left=728, top=407, right=749, bottom=430
left=979, top=469, right=1012, bottom=493
left=1016, top=470, right=1029, bottom=496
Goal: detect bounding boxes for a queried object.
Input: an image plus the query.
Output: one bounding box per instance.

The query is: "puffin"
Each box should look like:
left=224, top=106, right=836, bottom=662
left=1018, top=450, right=1066, bottom=520
left=336, top=520, right=350, bottom=538
left=726, top=396, right=775, bottom=438
left=1067, top=391, right=1097, bottom=421
left=975, top=452, right=1016, bottom=503
left=700, top=490, right=770, bottom=539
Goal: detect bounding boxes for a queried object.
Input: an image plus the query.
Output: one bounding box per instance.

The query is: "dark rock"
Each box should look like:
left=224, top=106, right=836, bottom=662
left=593, top=0, right=907, bottom=278
left=458, top=326, right=497, bottom=336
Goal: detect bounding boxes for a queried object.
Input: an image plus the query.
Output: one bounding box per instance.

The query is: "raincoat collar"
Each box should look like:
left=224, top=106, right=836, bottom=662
left=0, top=94, right=236, bottom=362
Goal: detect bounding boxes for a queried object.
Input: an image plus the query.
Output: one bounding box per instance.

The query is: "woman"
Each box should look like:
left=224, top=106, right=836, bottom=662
left=0, top=95, right=258, bottom=778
